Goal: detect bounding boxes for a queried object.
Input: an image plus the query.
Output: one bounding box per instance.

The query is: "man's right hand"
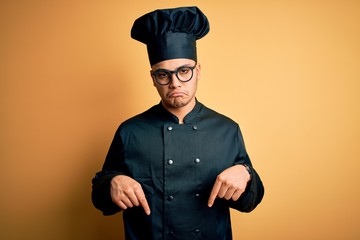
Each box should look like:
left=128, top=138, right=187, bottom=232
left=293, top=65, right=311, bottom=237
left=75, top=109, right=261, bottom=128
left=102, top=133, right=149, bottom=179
left=110, top=175, right=151, bottom=215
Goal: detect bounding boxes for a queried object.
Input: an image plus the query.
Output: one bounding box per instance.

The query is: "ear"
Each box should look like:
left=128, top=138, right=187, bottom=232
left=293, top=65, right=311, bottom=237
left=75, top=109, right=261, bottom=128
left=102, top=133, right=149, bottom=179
left=196, top=63, right=201, bottom=80
left=150, top=70, right=156, bottom=87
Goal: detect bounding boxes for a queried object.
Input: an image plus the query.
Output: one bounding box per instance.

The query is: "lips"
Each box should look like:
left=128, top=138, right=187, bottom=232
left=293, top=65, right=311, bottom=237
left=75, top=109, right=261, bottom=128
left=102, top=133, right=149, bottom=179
left=167, top=91, right=186, bottom=98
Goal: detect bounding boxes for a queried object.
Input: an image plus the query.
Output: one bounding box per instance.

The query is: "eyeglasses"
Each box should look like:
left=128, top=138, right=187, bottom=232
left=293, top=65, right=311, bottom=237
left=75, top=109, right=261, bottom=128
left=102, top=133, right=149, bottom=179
left=151, top=64, right=197, bottom=85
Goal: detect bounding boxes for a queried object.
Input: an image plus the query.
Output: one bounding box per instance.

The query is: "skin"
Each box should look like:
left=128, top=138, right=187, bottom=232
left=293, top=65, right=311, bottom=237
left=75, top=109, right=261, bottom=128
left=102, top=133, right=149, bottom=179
left=151, top=58, right=200, bottom=123
left=110, top=58, right=251, bottom=215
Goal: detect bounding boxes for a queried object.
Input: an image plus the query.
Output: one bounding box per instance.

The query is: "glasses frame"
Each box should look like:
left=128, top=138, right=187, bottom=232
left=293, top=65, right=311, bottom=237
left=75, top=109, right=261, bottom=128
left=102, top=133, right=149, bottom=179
left=151, top=64, right=197, bottom=86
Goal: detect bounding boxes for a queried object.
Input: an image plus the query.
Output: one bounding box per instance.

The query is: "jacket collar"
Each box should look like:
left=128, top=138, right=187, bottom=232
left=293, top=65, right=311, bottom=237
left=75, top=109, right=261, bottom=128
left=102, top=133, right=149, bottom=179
left=156, top=98, right=203, bottom=124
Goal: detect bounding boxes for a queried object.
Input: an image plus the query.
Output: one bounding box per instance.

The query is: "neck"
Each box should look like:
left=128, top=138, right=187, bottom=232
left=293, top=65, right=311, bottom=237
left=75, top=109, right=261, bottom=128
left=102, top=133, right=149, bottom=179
left=162, top=98, right=196, bottom=124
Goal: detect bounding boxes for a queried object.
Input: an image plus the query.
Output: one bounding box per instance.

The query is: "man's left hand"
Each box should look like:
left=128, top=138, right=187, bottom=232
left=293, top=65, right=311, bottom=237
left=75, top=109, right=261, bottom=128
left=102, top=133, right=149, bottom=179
left=208, top=165, right=251, bottom=207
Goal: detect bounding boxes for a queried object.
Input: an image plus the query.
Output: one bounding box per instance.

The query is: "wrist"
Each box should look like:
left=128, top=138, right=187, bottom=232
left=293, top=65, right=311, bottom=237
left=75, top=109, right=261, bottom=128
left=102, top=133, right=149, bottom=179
left=241, top=164, right=252, bottom=181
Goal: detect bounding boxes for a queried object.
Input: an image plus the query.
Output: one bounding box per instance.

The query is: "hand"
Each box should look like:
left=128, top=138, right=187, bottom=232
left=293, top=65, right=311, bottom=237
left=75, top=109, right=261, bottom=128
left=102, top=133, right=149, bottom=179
left=208, top=165, right=251, bottom=207
left=110, top=175, right=151, bottom=215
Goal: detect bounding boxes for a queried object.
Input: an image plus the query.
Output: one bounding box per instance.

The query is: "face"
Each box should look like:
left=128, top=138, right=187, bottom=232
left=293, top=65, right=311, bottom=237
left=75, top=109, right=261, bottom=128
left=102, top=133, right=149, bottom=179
left=150, top=58, right=201, bottom=110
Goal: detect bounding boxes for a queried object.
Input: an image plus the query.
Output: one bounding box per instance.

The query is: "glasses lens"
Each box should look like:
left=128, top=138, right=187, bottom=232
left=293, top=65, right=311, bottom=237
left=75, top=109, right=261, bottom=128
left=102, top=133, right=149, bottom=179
left=153, top=65, right=195, bottom=85
left=154, top=71, right=171, bottom=85
left=176, top=67, right=193, bottom=81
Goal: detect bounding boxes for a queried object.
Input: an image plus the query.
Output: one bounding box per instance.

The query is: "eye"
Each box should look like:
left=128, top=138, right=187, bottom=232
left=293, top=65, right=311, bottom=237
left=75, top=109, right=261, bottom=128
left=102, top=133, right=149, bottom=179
left=156, top=71, right=169, bottom=79
left=178, top=67, right=190, bottom=75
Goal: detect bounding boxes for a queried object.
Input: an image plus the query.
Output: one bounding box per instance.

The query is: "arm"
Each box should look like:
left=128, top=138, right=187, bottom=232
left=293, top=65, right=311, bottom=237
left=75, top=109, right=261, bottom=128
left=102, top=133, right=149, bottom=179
left=92, top=127, right=151, bottom=216
left=208, top=126, right=264, bottom=212
left=229, top=165, right=264, bottom=212
left=91, top=128, right=126, bottom=215
left=92, top=171, right=122, bottom=216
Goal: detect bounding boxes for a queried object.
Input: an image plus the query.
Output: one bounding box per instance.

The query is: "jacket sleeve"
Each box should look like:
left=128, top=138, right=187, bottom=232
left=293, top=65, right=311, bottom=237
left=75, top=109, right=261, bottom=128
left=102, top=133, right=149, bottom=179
left=91, top=127, right=128, bottom=216
left=229, top=167, right=264, bottom=212
left=229, top=126, right=265, bottom=212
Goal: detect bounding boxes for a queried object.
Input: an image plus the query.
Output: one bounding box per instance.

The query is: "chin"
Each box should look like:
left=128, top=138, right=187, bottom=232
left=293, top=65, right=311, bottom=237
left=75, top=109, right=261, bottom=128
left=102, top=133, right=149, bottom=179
left=167, top=98, right=187, bottom=108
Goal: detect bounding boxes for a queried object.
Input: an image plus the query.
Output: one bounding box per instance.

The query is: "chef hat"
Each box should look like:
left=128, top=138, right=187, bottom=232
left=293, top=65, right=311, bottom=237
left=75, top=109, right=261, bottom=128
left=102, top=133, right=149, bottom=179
left=131, top=6, right=210, bottom=66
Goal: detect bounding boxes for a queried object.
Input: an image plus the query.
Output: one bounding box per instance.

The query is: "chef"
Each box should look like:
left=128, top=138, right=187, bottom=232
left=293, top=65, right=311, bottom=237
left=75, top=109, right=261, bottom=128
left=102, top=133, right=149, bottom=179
left=92, top=6, right=264, bottom=240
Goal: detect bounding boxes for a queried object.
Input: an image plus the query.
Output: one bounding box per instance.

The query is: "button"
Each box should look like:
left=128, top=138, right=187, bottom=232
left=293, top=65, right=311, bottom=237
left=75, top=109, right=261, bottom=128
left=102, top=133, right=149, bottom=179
left=192, top=125, right=198, bottom=130
left=195, top=193, right=200, bottom=198
left=167, top=196, right=174, bottom=201
left=195, top=229, right=200, bottom=234
left=194, top=158, right=200, bottom=163
left=167, top=126, right=173, bottom=131
left=167, top=159, right=173, bottom=165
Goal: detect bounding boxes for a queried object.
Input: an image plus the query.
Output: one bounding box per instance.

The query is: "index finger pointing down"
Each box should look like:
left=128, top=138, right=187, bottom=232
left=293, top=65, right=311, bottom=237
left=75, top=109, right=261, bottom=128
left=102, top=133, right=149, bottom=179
left=208, top=180, right=222, bottom=207
left=134, top=187, right=151, bottom=215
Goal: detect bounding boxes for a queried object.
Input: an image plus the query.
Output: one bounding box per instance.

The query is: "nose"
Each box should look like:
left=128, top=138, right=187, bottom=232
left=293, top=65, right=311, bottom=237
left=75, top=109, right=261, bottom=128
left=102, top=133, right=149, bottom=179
left=168, top=73, right=181, bottom=88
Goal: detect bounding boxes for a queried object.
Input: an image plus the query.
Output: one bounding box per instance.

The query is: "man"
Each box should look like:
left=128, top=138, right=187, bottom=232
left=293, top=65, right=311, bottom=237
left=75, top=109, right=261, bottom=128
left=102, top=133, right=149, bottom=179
left=92, top=6, right=264, bottom=240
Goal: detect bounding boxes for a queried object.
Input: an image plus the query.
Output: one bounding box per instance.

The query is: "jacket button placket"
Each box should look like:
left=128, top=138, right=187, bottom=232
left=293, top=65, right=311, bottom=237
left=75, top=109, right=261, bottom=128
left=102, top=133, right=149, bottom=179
left=164, top=124, right=176, bottom=236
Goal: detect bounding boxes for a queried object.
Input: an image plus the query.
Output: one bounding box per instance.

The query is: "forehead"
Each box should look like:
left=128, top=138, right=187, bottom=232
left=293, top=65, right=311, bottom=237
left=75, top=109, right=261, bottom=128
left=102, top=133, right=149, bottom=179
left=152, top=58, right=195, bottom=71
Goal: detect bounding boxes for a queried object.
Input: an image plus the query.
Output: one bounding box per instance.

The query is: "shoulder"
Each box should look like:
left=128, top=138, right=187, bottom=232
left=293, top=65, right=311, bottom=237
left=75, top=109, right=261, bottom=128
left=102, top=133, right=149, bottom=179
left=119, top=104, right=160, bottom=129
left=199, top=102, right=239, bottom=128
left=127, top=104, right=159, bottom=121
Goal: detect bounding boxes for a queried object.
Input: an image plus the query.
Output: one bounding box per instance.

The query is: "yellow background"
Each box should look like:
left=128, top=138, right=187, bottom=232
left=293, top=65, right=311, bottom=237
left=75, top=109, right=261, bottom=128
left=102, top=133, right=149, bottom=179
left=1, top=0, right=359, bottom=239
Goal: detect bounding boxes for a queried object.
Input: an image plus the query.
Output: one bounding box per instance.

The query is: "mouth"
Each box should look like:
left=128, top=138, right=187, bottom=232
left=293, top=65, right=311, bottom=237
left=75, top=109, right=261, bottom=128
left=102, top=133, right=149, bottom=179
left=167, top=91, right=186, bottom=98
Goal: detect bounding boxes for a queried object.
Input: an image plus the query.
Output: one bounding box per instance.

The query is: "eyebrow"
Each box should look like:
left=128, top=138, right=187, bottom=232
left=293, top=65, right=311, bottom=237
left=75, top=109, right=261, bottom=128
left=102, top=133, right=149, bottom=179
left=153, top=64, right=193, bottom=72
